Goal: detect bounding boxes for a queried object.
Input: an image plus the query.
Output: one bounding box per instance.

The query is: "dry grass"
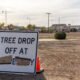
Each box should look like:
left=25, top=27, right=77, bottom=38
left=38, top=40, right=80, bottom=80
left=38, top=32, right=80, bottom=80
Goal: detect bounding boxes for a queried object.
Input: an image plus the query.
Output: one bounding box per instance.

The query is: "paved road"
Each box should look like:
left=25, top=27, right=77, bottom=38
left=39, top=39, right=79, bottom=42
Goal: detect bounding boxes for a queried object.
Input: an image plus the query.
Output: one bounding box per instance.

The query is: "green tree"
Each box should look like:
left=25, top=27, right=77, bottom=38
left=19, top=26, right=26, bottom=31
left=7, top=24, right=15, bottom=30
left=32, top=25, right=36, bottom=30
left=0, top=23, right=4, bottom=30
left=27, top=24, right=35, bottom=31
left=49, top=28, right=54, bottom=33
left=41, top=27, right=47, bottom=33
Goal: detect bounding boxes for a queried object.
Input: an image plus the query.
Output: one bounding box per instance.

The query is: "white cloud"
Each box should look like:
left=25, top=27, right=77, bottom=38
left=0, top=0, right=80, bottom=26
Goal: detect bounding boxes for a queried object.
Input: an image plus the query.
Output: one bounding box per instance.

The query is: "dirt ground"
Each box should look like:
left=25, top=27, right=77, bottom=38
left=0, top=32, right=80, bottom=80
left=38, top=40, right=80, bottom=80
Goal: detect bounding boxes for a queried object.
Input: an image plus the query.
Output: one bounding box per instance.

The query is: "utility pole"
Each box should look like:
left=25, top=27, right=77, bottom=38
left=2, top=10, right=8, bottom=25
left=46, top=12, right=51, bottom=33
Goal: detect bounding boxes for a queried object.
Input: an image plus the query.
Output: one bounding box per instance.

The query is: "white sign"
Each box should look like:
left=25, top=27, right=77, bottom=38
left=0, top=31, right=38, bottom=74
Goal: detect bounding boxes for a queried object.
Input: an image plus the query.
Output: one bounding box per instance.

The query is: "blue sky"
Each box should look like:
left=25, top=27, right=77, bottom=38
left=0, top=0, right=80, bottom=26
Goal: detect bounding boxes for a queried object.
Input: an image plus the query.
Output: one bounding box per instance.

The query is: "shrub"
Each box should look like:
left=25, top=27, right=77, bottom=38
left=70, top=28, right=77, bottom=32
left=49, top=28, right=54, bottom=33
left=54, top=32, right=66, bottom=40
left=41, top=27, right=47, bottom=33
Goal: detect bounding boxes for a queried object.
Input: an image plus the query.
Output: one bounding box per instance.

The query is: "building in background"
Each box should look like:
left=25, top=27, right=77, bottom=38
left=50, top=24, right=68, bottom=32
left=68, top=24, right=80, bottom=32
left=34, top=27, right=42, bottom=32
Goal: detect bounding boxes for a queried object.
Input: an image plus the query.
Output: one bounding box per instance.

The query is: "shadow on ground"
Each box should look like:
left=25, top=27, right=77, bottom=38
left=0, top=73, right=46, bottom=80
